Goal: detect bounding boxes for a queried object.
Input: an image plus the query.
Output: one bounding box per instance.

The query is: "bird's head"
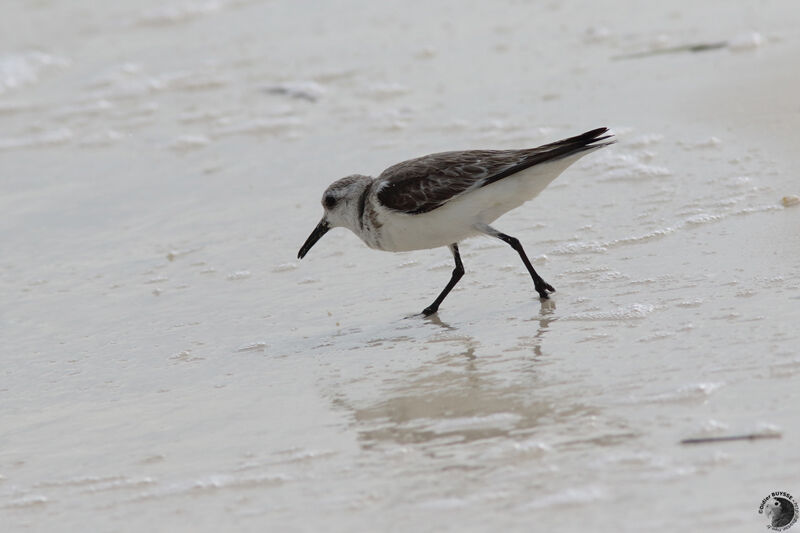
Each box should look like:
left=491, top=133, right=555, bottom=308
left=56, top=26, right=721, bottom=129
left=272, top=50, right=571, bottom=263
left=298, top=174, right=372, bottom=259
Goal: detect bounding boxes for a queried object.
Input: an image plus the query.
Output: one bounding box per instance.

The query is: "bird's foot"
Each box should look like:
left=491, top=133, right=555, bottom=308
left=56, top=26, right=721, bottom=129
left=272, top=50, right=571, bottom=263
left=421, top=306, right=438, bottom=317
left=404, top=307, right=438, bottom=319
left=535, top=281, right=556, bottom=299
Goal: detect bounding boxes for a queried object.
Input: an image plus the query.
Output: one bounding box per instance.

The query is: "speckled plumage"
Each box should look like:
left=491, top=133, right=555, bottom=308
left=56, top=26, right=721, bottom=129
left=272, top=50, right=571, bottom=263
left=298, top=127, right=614, bottom=315
left=375, top=128, right=612, bottom=215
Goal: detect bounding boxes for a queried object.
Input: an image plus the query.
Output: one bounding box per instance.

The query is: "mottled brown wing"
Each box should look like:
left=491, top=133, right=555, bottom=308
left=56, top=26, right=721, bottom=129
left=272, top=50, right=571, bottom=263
left=376, top=127, right=612, bottom=215
left=375, top=150, right=528, bottom=214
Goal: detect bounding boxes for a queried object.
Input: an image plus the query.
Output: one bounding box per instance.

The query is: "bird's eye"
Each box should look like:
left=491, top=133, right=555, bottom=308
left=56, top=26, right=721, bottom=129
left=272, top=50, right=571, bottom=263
left=324, top=195, right=337, bottom=208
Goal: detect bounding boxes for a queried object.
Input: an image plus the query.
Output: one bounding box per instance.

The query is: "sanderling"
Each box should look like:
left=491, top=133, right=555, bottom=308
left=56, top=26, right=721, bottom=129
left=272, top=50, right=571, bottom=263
left=298, top=127, right=614, bottom=316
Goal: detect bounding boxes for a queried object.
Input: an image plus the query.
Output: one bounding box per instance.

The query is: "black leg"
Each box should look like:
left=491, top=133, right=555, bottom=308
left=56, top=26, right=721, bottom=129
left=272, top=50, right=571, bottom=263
left=475, top=223, right=555, bottom=299
left=422, top=243, right=465, bottom=316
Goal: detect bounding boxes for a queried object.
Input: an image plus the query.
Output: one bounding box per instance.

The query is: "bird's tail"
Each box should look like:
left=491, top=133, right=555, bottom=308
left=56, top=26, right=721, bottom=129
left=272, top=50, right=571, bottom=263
left=480, top=127, right=614, bottom=188
left=538, top=127, right=616, bottom=160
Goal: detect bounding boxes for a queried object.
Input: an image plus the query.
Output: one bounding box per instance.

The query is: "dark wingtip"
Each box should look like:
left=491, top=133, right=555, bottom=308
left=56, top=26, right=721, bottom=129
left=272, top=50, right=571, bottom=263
left=584, top=126, right=610, bottom=137
left=478, top=127, right=616, bottom=189
left=574, top=127, right=616, bottom=152
left=540, top=126, right=617, bottom=157
left=582, top=127, right=615, bottom=145
left=543, top=127, right=616, bottom=151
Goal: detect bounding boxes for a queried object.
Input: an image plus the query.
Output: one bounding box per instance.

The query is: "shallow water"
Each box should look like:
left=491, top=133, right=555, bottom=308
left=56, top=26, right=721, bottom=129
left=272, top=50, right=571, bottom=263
left=2, top=1, right=800, bottom=531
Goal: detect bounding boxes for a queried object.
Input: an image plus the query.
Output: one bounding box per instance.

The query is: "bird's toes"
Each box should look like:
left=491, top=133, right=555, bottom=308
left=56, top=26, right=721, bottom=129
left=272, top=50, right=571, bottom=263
left=535, top=282, right=555, bottom=299
left=405, top=307, right=437, bottom=319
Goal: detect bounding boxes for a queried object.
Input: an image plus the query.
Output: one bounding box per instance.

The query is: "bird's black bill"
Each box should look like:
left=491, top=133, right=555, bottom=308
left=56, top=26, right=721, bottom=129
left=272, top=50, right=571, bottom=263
left=298, top=218, right=331, bottom=259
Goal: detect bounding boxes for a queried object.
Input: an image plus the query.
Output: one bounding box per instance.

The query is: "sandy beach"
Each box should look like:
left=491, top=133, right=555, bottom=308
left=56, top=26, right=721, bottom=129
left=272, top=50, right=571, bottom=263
left=2, top=1, right=799, bottom=531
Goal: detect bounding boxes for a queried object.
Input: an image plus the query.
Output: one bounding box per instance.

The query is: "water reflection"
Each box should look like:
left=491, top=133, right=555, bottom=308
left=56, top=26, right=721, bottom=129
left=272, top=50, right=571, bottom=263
left=420, top=313, right=456, bottom=331
left=344, top=300, right=598, bottom=449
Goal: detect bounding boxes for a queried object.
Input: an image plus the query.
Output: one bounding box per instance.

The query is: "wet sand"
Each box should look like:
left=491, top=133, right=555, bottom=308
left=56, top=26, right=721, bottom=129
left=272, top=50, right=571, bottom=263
left=2, top=1, right=799, bottom=531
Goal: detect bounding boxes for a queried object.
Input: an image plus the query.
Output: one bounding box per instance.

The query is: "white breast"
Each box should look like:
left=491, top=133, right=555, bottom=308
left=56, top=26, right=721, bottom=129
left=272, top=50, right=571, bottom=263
left=371, top=154, right=584, bottom=252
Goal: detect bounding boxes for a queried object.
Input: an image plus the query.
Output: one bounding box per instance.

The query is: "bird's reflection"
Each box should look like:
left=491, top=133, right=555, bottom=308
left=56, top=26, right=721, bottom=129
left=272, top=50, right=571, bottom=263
left=526, top=298, right=557, bottom=359
left=337, top=299, right=598, bottom=450
left=421, top=313, right=456, bottom=331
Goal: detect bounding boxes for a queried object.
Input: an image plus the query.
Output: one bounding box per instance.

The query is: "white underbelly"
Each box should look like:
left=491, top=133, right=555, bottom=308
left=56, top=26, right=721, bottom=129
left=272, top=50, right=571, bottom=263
left=373, top=156, right=579, bottom=251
